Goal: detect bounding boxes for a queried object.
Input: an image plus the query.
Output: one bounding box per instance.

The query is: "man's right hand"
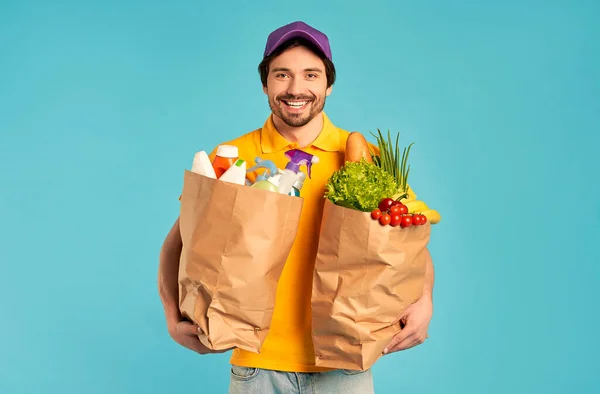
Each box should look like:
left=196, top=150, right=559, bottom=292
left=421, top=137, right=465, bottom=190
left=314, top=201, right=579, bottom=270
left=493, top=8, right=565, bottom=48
left=159, top=217, right=232, bottom=355
left=168, top=319, right=231, bottom=355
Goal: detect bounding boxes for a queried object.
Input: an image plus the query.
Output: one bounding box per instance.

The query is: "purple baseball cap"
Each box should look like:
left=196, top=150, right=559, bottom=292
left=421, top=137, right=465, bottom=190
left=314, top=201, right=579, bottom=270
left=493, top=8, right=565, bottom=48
left=263, top=21, right=332, bottom=61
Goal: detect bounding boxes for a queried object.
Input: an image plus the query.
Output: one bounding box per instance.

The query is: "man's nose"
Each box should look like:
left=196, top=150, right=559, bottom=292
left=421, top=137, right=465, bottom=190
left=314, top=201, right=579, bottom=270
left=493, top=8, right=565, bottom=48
left=286, top=77, right=304, bottom=96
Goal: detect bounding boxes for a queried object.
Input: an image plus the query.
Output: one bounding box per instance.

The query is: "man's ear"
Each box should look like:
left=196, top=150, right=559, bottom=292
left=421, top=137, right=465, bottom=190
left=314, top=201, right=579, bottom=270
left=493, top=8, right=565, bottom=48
left=263, top=85, right=268, bottom=95
left=326, top=85, right=333, bottom=96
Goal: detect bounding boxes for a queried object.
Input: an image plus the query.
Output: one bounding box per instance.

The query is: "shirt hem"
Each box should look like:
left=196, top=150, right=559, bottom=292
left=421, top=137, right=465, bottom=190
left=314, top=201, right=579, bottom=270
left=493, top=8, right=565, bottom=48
left=229, top=355, right=336, bottom=373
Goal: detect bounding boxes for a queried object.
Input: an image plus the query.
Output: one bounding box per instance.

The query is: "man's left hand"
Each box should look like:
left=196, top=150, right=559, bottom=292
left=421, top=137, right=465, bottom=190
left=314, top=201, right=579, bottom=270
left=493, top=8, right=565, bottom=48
left=383, top=293, right=433, bottom=354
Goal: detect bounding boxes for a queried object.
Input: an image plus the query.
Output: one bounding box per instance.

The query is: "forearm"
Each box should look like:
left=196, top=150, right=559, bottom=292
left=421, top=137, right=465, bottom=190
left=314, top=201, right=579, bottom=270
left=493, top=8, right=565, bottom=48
left=422, top=250, right=434, bottom=299
left=158, top=217, right=183, bottom=327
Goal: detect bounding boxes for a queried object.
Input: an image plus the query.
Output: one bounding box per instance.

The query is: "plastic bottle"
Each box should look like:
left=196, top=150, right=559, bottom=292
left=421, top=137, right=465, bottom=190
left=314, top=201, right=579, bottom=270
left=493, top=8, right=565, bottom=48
left=218, top=159, right=246, bottom=185
left=262, top=169, right=305, bottom=196
left=191, top=151, right=217, bottom=178
left=290, top=171, right=306, bottom=197
left=277, top=149, right=319, bottom=196
left=250, top=175, right=280, bottom=192
left=212, top=145, right=239, bottom=178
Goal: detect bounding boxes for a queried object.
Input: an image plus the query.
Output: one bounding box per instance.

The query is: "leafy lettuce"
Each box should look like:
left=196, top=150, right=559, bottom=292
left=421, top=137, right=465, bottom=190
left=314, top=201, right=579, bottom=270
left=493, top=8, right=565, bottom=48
left=325, top=159, right=399, bottom=212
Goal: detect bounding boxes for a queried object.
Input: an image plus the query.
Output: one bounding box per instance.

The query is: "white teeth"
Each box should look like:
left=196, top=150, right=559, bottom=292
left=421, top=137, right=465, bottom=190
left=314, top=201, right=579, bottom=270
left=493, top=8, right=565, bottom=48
left=285, top=101, right=308, bottom=108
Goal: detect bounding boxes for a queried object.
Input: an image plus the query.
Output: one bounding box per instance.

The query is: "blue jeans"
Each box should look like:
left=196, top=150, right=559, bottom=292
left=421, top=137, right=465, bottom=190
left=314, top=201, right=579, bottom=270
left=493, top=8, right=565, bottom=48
left=228, top=365, right=375, bottom=394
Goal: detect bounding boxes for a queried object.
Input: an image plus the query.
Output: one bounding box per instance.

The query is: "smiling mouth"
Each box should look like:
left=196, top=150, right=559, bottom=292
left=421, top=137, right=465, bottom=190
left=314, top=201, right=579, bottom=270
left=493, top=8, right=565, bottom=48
left=282, top=100, right=310, bottom=109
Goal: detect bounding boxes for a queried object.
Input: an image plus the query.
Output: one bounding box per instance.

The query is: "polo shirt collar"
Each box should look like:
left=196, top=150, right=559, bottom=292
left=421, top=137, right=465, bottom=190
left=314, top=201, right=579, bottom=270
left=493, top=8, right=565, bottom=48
left=260, top=112, right=340, bottom=153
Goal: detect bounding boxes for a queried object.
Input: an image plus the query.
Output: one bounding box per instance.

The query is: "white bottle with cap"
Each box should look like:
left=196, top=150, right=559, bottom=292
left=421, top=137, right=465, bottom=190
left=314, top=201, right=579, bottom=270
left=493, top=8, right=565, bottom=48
left=212, top=145, right=239, bottom=179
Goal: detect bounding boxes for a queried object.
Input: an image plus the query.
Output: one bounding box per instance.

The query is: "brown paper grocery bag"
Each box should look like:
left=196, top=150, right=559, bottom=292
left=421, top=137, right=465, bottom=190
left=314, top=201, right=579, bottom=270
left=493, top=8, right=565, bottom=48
left=311, top=199, right=430, bottom=370
left=178, top=170, right=303, bottom=353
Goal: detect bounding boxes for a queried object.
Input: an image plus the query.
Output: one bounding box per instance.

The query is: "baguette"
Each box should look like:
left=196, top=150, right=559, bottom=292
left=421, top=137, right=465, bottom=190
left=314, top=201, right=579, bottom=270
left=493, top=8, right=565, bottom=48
left=345, top=132, right=373, bottom=163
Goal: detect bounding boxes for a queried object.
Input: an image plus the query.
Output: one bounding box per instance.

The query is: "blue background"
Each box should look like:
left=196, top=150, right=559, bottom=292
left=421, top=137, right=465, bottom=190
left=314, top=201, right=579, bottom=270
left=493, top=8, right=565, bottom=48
left=1, top=0, right=598, bottom=393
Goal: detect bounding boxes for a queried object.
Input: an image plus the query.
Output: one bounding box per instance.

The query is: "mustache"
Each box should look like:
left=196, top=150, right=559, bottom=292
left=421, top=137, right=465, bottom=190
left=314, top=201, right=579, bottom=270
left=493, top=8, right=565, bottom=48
left=277, top=94, right=315, bottom=101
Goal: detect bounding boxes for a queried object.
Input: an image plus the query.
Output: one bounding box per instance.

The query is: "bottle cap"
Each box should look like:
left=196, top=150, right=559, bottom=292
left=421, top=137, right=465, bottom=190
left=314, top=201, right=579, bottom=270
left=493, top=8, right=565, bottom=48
left=216, top=145, right=239, bottom=158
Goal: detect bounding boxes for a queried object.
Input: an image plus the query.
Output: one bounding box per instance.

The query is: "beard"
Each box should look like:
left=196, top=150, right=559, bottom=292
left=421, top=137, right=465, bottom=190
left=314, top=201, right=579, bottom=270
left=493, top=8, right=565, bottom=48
left=268, top=93, right=326, bottom=127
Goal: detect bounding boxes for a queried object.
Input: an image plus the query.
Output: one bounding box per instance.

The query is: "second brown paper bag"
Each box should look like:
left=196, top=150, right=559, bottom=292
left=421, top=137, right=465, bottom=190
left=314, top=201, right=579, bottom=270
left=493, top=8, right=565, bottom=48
left=311, top=199, right=431, bottom=370
left=178, top=170, right=303, bottom=353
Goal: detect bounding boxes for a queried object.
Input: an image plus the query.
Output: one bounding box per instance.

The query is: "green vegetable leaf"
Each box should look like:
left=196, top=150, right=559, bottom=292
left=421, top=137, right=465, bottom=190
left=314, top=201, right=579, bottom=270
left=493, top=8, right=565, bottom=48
left=324, top=159, right=398, bottom=212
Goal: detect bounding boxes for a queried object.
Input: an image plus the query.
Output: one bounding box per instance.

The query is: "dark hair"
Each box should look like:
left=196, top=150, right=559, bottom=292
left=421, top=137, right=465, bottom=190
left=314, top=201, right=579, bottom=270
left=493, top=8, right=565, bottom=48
left=258, top=37, right=336, bottom=88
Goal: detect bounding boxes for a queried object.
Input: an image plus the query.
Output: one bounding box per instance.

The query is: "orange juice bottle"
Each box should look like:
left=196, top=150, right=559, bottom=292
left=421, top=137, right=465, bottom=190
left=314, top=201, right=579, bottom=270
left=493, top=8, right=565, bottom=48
left=212, top=145, right=239, bottom=178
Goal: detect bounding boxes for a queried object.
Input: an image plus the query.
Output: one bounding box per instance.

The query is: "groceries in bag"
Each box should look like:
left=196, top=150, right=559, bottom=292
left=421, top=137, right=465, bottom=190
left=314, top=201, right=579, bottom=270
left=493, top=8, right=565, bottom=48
left=178, top=145, right=304, bottom=353
left=290, top=171, right=306, bottom=197
left=311, top=130, right=440, bottom=371
left=246, top=149, right=317, bottom=197
left=245, top=157, right=279, bottom=185
left=191, top=150, right=246, bottom=185
left=190, top=146, right=317, bottom=196
left=218, top=159, right=246, bottom=185
left=191, top=151, right=217, bottom=179
left=248, top=157, right=281, bottom=192
left=212, top=145, right=239, bottom=178
left=277, top=149, right=319, bottom=196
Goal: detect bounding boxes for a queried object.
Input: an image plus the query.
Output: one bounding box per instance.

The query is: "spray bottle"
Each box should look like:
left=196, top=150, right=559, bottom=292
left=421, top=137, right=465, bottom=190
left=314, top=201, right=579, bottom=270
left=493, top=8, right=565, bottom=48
left=247, top=157, right=281, bottom=192
left=277, top=149, right=319, bottom=196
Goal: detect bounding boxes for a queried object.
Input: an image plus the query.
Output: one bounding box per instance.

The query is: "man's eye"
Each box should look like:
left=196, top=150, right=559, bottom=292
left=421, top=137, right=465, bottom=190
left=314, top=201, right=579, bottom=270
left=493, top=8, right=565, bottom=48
left=276, top=73, right=288, bottom=78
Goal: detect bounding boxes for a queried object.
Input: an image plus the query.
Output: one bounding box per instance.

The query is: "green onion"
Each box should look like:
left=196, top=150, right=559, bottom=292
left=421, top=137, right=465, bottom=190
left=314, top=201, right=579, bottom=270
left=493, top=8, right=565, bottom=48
left=370, top=129, right=414, bottom=195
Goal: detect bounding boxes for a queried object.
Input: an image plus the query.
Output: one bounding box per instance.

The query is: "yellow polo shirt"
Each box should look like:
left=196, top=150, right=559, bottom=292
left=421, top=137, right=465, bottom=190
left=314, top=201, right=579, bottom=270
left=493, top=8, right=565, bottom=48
left=206, top=112, right=350, bottom=372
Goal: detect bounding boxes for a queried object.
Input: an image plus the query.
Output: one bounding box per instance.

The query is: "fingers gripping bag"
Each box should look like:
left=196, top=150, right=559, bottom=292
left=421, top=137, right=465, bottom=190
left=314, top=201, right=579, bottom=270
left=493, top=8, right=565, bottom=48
left=177, top=148, right=304, bottom=353
left=311, top=131, right=441, bottom=370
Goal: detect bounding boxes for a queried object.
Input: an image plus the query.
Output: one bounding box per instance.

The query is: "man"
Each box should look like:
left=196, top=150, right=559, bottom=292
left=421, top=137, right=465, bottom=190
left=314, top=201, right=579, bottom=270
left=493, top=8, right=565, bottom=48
left=158, top=21, right=435, bottom=393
